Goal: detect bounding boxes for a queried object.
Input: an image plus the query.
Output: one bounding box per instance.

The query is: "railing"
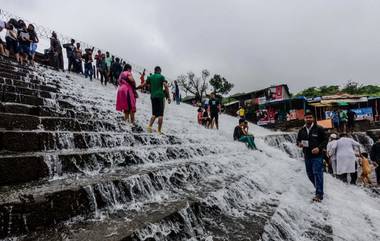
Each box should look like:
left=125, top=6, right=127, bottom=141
left=0, top=8, right=147, bottom=73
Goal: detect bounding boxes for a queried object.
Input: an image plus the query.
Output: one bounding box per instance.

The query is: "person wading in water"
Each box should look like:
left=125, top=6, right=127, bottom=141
left=297, top=110, right=328, bottom=202
left=144, top=66, right=171, bottom=134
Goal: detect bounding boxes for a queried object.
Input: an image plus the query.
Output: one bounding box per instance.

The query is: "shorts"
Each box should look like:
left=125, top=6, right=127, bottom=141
left=29, top=43, right=38, bottom=55
left=5, top=37, right=18, bottom=53
left=18, top=43, right=30, bottom=55
left=151, top=97, right=164, bottom=117
left=210, top=112, right=219, bottom=124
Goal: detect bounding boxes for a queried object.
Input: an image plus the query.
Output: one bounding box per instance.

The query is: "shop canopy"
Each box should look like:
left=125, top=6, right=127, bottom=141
left=308, top=96, right=368, bottom=107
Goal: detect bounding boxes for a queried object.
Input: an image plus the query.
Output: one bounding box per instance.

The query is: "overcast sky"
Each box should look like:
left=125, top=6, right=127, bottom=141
left=2, top=0, right=380, bottom=94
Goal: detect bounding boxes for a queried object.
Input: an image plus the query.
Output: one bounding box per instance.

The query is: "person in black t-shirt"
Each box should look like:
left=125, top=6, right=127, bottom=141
left=17, top=22, right=30, bottom=64
left=110, top=57, right=123, bottom=86
left=233, top=119, right=257, bottom=150
left=208, top=93, right=221, bottom=129
left=63, top=39, right=76, bottom=72
left=27, top=24, right=38, bottom=65
left=83, top=48, right=94, bottom=80
left=347, top=109, right=357, bottom=132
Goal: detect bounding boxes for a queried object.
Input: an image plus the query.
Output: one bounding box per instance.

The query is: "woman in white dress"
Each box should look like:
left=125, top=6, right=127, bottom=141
left=334, top=133, right=361, bottom=184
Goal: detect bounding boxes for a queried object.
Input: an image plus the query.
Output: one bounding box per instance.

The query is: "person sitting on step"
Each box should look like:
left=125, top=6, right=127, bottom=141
left=233, top=119, right=257, bottom=150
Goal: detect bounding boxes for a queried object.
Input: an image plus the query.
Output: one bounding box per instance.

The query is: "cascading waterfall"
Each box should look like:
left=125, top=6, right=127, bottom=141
left=1, top=57, right=380, bottom=241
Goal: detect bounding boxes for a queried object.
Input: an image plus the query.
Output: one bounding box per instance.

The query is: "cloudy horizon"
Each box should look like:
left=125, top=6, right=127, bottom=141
left=1, top=0, right=380, bottom=95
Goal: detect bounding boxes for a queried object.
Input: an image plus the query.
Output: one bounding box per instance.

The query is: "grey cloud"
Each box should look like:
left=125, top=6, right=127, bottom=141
left=2, top=0, right=380, bottom=94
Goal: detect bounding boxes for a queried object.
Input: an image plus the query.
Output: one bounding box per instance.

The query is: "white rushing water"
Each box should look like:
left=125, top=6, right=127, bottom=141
left=33, top=66, right=380, bottom=241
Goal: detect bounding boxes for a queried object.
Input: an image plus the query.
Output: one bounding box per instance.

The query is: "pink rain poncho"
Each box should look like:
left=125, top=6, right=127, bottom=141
left=116, top=71, right=136, bottom=113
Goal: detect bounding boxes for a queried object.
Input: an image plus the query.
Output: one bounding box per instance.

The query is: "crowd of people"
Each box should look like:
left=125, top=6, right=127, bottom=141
left=0, top=18, right=39, bottom=65
left=297, top=110, right=380, bottom=203
left=197, top=93, right=221, bottom=129
left=330, top=109, right=357, bottom=133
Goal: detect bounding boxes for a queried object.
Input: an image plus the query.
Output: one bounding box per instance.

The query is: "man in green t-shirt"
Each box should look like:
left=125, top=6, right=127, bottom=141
left=145, top=66, right=171, bottom=134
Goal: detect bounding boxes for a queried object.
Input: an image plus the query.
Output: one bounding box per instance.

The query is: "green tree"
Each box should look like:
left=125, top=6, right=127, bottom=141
left=341, top=81, right=359, bottom=94
left=209, top=74, right=234, bottom=95
left=296, top=87, right=319, bottom=98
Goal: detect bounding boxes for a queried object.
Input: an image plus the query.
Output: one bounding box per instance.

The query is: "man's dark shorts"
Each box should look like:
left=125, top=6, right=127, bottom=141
left=151, top=97, right=164, bottom=117
left=210, top=111, right=219, bottom=124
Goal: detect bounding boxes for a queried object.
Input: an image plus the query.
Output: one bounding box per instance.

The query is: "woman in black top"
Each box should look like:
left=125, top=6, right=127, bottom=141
left=28, top=24, right=39, bottom=64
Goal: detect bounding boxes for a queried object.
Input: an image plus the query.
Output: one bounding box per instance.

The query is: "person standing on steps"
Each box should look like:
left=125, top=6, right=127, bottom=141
left=326, top=133, right=339, bottom=175
left=174, top=80, right=180, bottom=105
left=297, top=110, right=328, bottom=202
left=27, top=24, right=38, bottom=65
left=73, top=42, right=83, bottom=73
left=145, top=66, right=171, bottom=134
left=49, top=31, right=63, bottom=70
left=333, top=133, right=361, bottom=185
left=139, top=69, right=146, bottom=92
left=105, top=51, right=112, bottom=81
left=98, top=54, right=108, bottom=85
left=110, top=57, right=123, bottom=86
left=83, top=48, right=94, bottom=81
left=116, top=64, right=138, bottom=125
left=63, top=39, right=76, bottom=72
left=236, top=105, right=246, bottom=119
left=339, top=110, right=348, bottom=133
left=208, top=93, right=221, bottom=130
left=94, top=50, right=102, bottom=79
left=0, top=19, right=9, bottom=56
left=17, top=22, right=31, bottom=65
left=347, top=109, right=357, bottom=133
left=370, top=135, right=380, bottom=185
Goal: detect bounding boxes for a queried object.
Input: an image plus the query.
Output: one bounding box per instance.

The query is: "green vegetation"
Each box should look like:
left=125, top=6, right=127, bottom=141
left=295, top=81, right=380, bottom=98
left=178, top=70, right=234, bottom=102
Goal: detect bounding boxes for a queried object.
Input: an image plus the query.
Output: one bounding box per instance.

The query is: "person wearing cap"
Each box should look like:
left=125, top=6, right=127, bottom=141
left=297, top=109, right=328, bottom=202
left=326, top=133, right=339, bottom=175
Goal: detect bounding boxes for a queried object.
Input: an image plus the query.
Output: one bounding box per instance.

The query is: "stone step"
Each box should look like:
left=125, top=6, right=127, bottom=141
left=0, top=103, right=74, bottom=118
left=0, top=56, right=34, bottom=72
left=0, top=143, right=230, bottom=185
left=1, top=83, right=54, bottom=99
left=0, top=66, right=28, bottom=76
left=0, top=70, right=26, bottom=81
left=17, top=179, right=279, bottom=241
left=0, top=113, right=121, bottom=132
left=21, top=200, right=194, bottom=241
left=2, top=92, right=44, bottom=106
left=0, top=161, right=209, bottom=239
left=0, top=77, right=59, bottom=92
left=0, top=130, right=184, bottom=153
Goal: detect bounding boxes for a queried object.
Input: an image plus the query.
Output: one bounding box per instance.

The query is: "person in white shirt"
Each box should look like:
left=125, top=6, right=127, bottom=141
left=326, top=133, right=338, bottom=175
left=333, top=133, right=361, bottom=184
left=0, top=20, right=7, bottom=55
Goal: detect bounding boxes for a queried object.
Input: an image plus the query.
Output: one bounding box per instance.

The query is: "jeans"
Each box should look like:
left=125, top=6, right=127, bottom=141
left=305, top=157, right=324, bottom=198
left=239, top=135, right=257, bottom=150
left=84, top=63, right=93, bottom=80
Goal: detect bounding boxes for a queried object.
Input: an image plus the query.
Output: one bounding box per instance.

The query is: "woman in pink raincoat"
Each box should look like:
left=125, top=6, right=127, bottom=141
left=116, top=64, right=138, bottom=124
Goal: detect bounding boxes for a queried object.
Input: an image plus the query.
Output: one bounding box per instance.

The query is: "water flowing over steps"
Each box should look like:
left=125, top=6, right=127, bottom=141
left=0, top=56, right=288, bottom=240
left=1, top=56, right=379, bottom=240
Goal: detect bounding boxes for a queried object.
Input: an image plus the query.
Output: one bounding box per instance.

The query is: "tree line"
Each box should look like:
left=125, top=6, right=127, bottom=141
left=295, top=81, right=380, bottom=98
